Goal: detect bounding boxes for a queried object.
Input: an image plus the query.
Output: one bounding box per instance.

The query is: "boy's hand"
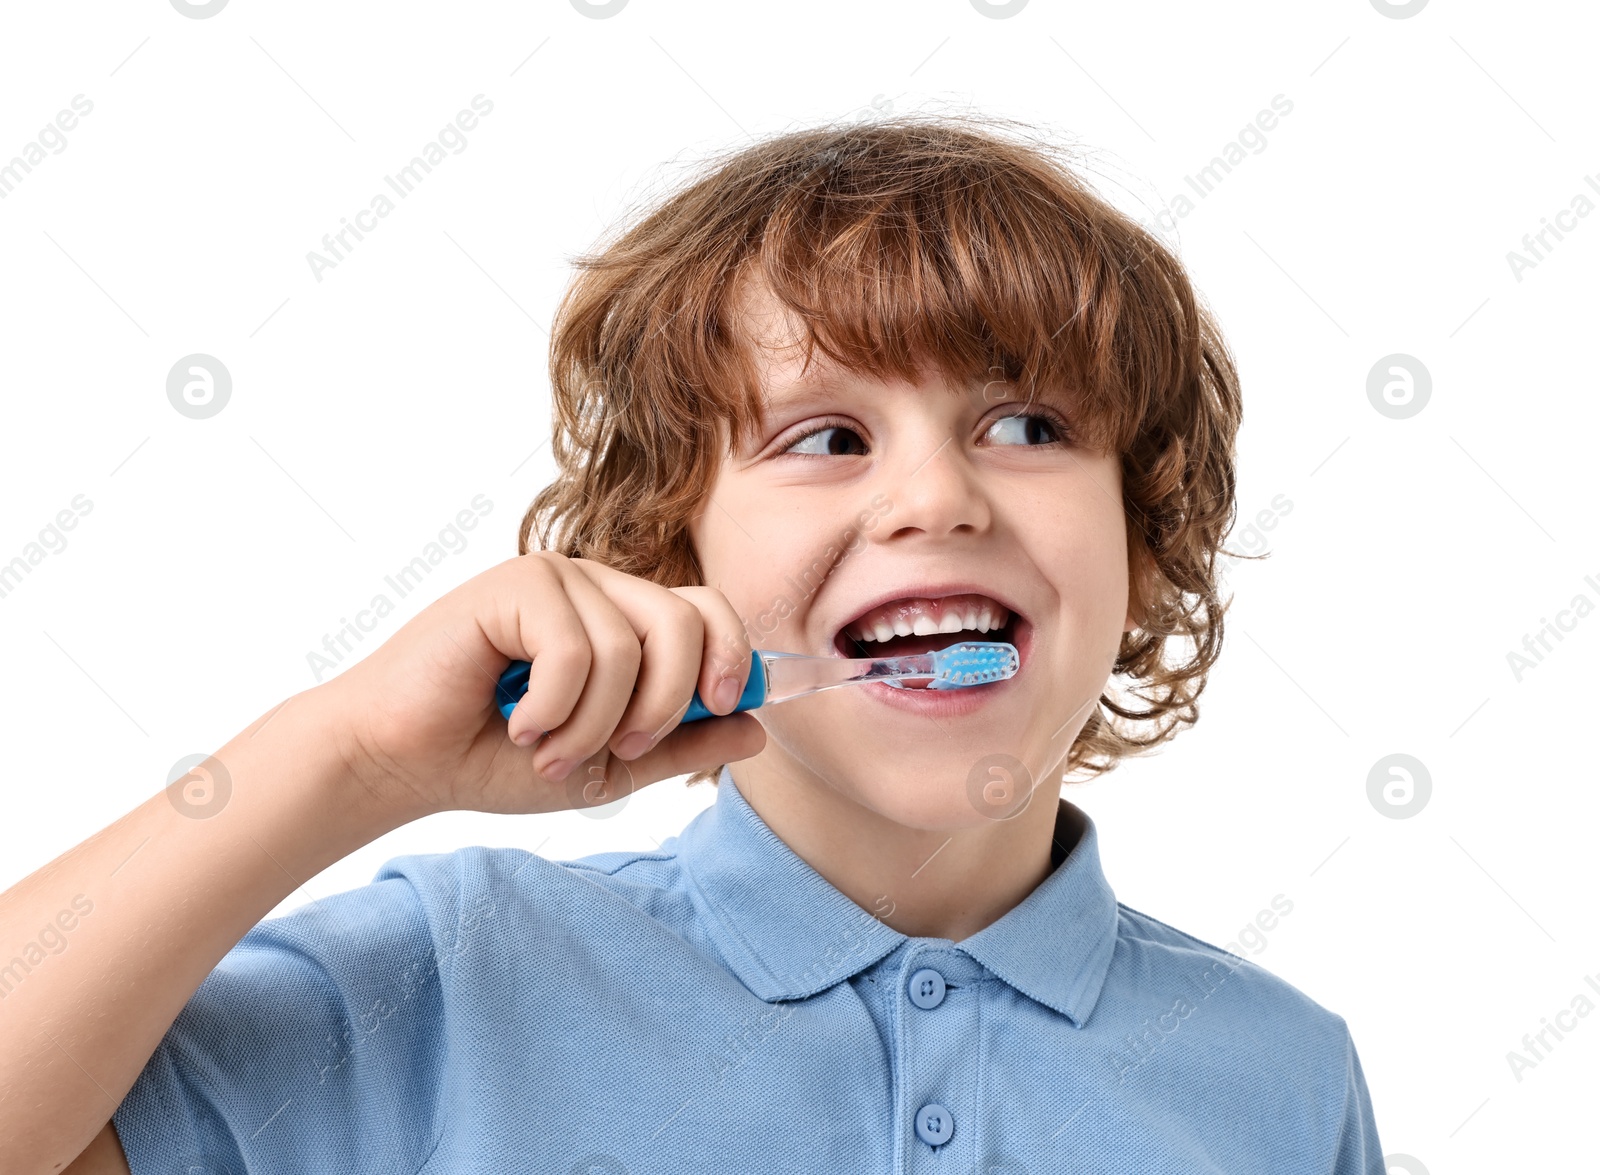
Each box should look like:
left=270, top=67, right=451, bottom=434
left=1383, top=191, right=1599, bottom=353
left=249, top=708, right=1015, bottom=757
left=316, top=552, right=765, bottom=820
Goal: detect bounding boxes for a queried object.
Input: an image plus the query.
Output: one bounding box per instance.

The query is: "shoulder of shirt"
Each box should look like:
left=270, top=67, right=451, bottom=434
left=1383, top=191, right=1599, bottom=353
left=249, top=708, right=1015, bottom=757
left=350, top=842, right=704, bottom=959
left=1112, top=899, right=1354, bottom=1044
left=365, top=841, right=686, bottom=903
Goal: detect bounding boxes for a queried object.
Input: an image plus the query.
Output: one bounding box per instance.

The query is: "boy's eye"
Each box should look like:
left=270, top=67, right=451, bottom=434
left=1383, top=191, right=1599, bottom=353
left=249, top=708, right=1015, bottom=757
left=781, top=423, right=868, bottom=456
left=776, top=410, right=1069, bottom=456
left=983, top=412, right=1065, bottom=446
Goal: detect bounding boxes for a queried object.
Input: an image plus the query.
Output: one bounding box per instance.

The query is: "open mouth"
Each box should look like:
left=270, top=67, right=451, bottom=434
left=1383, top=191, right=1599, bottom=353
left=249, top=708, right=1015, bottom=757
left=830, top=592, right=1026, bottom=686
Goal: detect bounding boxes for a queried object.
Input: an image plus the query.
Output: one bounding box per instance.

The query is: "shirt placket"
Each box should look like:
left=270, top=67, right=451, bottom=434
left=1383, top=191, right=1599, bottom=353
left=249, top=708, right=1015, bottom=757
left=891, top=946, right=985, bottom=1174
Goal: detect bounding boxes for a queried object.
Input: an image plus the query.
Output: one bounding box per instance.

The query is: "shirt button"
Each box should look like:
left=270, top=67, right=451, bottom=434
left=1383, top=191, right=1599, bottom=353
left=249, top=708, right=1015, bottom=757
left=907, top=967, right=947, bottom=1009
left=914, top=1102, right=954, bottom=1147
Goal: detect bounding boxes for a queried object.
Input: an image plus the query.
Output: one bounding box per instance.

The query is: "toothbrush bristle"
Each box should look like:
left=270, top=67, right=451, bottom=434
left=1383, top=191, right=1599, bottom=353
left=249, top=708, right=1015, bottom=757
left=928, top=641, right=1019, bottom=689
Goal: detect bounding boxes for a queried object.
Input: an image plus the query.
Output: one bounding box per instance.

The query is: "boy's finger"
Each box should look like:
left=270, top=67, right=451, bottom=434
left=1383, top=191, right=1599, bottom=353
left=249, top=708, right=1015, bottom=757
left=603, top=590, right=705, bottom=760
left=626, top=711, right=766, bottom=788
left=561, top=562, right=705, bottom=752
left=527, top=562, right=643, bottom=781
left=494, top=556, right=591, bottom=747
left=668, top=585, right=755, bottom=716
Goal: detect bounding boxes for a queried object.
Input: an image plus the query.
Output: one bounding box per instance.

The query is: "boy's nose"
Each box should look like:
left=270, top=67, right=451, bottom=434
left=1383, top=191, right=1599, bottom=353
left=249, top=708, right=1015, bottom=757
left=875, top=437, right=994, bottom=541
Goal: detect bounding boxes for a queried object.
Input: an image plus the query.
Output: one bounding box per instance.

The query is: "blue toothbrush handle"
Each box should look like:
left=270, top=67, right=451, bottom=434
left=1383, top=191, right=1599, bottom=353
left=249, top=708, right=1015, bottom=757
left=679, top=651, right=768, bottom=722
left=494, top=651, right=768, bottom=724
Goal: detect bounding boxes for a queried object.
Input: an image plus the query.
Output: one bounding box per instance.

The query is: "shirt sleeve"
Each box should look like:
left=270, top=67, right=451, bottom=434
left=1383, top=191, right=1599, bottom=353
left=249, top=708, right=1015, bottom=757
left=1330, top=1022, right=1386, bottom=1175
left=112, top=867, right=450, bottom=1175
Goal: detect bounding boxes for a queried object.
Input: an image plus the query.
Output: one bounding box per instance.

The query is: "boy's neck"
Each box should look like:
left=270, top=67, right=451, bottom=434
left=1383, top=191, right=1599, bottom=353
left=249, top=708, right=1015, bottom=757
left=725, top=759, right=1069, bottom=943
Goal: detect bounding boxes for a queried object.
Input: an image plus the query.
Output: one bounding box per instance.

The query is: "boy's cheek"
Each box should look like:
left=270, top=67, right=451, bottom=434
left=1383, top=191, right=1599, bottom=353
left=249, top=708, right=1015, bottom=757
left=747, top=595, right=795, bottom=646
left=860, top=492, right=893, bottom=531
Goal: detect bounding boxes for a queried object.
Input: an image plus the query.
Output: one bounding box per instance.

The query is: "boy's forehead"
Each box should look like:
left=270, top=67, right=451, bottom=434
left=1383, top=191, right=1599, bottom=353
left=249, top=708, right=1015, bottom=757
left=722, top=271, right=1089, bottom=446
left=754, top=354, right=961, bottom=420
left=731, top=279, right=827, bottom=399
left=731, top=279, right=950, bottom=406
left=732, top=278, right=805, bottom=357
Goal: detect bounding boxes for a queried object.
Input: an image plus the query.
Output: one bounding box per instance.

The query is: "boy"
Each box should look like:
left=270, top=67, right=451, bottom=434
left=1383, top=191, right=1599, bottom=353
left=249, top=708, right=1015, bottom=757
left=3, top=114, right=1384, bottom=1173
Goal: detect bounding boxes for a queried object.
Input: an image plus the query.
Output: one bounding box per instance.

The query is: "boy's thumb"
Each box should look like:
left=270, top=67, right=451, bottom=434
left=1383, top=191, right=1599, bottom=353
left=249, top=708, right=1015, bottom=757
left=625, top=712, right=766, bottom=789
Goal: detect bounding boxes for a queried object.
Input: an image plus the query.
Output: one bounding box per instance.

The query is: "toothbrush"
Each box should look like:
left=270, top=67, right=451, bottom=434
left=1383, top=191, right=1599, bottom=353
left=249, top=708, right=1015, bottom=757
left=493, top=640, right=1019, bottom=724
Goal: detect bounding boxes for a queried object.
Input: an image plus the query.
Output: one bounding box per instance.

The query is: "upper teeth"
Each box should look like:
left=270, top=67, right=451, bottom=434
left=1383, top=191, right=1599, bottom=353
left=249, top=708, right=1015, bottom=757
left=842, top=594, right=1011, bottom=645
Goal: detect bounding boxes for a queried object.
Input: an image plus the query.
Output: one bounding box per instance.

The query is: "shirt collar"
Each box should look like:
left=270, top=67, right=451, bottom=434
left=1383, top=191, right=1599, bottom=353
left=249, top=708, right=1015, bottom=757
left=672, top=766, right=1120, bottom=1028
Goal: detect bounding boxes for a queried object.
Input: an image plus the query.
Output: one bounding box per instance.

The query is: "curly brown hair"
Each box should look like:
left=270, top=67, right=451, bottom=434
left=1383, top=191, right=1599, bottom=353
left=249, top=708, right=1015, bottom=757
left=519, top=112, right=1242, bottom=787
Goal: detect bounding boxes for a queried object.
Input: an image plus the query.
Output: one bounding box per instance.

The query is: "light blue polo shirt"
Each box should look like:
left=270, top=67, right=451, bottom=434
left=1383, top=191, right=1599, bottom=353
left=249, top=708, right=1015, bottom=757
left=114, top=766, right=1385, bottom=1173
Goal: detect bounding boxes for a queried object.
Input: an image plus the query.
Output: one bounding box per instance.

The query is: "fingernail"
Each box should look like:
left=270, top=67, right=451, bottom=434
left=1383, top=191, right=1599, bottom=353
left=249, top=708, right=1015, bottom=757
left=713, top=675, right=741, bottom=713
left=514, top=728, right=539, bottom=747
left=616, top=731, right=651, bottom=759
left=541, top=758, right=571, bottom=782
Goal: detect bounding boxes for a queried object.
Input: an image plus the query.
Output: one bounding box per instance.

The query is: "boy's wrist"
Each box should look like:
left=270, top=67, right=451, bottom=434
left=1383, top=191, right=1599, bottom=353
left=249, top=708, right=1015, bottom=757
left=221, top=687, right=432, bottom=853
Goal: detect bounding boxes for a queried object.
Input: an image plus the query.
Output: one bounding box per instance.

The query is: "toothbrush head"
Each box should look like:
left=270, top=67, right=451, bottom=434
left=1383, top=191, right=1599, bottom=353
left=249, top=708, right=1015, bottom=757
left=926, top=641, right=1020, bottom=689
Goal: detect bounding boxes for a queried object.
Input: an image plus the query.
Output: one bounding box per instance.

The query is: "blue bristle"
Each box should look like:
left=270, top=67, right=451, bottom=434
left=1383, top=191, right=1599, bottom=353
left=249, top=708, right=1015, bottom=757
left=928, top=641, right=1020, bottom=690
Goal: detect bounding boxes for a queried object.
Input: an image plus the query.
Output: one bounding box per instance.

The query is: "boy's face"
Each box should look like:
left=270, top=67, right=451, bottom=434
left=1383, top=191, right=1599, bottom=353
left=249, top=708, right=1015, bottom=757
left=688, top=284, right=1137, bottom=832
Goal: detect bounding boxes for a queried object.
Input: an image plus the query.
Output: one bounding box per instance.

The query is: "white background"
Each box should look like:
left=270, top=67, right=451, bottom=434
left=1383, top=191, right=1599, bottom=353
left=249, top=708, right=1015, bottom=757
left=2, top=1, right=1595, bottom=1170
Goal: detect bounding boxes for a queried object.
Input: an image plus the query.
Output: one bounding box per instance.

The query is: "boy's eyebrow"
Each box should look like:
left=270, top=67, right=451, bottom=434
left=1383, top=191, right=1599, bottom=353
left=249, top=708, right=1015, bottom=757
left=761, top=376, right=843, bottom=413
left=755, top=363, right=874, bottom=422
left=759, top=365, right=1076, bottom=418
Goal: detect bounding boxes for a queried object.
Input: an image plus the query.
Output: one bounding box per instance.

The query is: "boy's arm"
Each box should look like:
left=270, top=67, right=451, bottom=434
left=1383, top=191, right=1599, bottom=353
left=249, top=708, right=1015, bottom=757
left=0, top=689, right=418, bottom=1175
left=62, top=1122, right=128, bottom=1175
left=2, top=553, right=764, bottom=1174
